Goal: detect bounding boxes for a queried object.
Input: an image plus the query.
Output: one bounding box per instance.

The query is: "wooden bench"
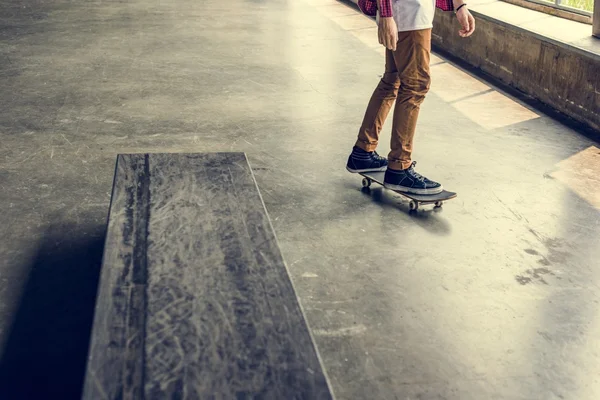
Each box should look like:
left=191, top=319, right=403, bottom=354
left=82, top=153, right=333, bottom=399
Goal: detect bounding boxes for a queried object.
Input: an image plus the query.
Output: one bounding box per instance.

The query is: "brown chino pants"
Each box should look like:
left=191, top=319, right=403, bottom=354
left=355, top=29, right=432, bottom=170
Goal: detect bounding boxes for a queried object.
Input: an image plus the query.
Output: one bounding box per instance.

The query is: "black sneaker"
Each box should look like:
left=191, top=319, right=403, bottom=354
left=346, top=146, right=388, bottom=173
left=383, top=161, right=443, bottom=195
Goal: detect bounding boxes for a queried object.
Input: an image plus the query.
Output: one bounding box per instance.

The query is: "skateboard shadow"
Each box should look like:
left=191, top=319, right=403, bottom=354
left=0, top=223, right=105, bottom=399
left=357, top=185, right=453, bottom=236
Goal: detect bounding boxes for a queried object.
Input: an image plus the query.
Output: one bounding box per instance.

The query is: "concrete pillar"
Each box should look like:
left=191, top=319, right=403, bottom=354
left=594, top=0, right=600, bottom=37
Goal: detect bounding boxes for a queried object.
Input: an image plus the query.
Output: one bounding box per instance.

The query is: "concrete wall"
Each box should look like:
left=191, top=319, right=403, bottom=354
left=432, top=11, right=600, bottom=132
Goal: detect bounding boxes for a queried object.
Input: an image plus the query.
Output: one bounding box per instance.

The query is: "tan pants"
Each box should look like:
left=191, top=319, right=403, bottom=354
left=355, top=29, right=432, bottom=170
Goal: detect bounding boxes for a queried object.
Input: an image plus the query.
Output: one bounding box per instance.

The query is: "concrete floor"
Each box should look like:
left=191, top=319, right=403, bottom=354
left=1, top=0, right=599, bottom=398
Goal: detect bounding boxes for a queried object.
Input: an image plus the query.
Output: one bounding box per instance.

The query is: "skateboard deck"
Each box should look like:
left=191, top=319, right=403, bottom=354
left=359, top=171, right=457, bottom=211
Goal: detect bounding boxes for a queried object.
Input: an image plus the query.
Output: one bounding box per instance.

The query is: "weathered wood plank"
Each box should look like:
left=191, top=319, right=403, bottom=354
left=83, top=153, right=333, bottom=399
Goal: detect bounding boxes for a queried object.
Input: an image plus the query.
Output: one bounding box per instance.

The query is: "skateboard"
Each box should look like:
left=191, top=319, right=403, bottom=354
left=358, top=171, right=457, bottom=211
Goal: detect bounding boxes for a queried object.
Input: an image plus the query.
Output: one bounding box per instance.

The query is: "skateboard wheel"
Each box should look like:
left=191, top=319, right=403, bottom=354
left=409, top=201, right=418, bottom=211
left=435, top=201, right=443, bottom=208
left=362, top=178, right=371, bottom=188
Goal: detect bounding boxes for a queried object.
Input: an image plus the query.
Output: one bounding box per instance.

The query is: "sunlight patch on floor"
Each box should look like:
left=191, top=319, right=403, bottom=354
left=550, top=146, right=600, bottom=210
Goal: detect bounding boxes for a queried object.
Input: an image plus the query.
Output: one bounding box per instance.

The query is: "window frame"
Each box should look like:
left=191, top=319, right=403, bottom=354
left=524, top=0, right=593, bottom=16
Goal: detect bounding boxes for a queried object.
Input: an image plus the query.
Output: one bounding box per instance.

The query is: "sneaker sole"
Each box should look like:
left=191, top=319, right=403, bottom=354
left=346, top=165, right=388, bottom=173
left=383, top=182, right=444, bottom=195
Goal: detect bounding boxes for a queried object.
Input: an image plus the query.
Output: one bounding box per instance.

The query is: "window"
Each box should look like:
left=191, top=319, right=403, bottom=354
left=525, top=0, right=592, bottom=15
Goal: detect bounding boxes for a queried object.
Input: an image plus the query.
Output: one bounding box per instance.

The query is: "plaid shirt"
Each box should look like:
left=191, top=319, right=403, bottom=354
left=358, top=0, right=454, bottom=16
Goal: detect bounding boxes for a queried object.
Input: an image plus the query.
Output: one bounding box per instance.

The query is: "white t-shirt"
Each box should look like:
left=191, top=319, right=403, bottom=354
left=378, top=0, right=436, bottom=32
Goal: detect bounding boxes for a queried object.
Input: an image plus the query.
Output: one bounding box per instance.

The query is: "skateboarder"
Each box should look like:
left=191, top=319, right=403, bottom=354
left=347, top=0, right=475, bottom=195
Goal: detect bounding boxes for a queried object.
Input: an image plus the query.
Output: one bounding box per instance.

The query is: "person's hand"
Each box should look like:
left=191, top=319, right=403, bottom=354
left=455, top=4, right=475, bottom=37
left=378, top=17, right=398, bottom=51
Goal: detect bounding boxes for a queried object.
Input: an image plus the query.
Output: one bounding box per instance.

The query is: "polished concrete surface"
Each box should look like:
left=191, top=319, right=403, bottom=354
left=1, top=0, right=599, bottom=398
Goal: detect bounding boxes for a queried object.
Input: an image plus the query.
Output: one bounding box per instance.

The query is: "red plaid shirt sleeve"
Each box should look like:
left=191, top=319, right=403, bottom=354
left=436, top=0, right=454, bottom=11
left=358, top=0, right=454, bottom=17
left=357, top=0, right=392, bottom=17
left=357, top=0, right=376, bottom=16
left=378, top=0, right=393, bottom=17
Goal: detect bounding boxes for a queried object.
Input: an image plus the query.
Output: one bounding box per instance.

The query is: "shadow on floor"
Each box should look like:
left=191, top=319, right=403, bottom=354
left=0, top=225, right=105, bottom=399
left=339, top=180, right=454, bottom=235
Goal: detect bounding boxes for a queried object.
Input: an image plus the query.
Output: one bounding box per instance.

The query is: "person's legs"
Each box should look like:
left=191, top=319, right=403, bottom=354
left=389, top=29, right=431, bottom=170
left=355, top=50, right=400, bottom=152
left=383, top=29, right=442, bottom=195
left=346, top=50, right=399, bottom=173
